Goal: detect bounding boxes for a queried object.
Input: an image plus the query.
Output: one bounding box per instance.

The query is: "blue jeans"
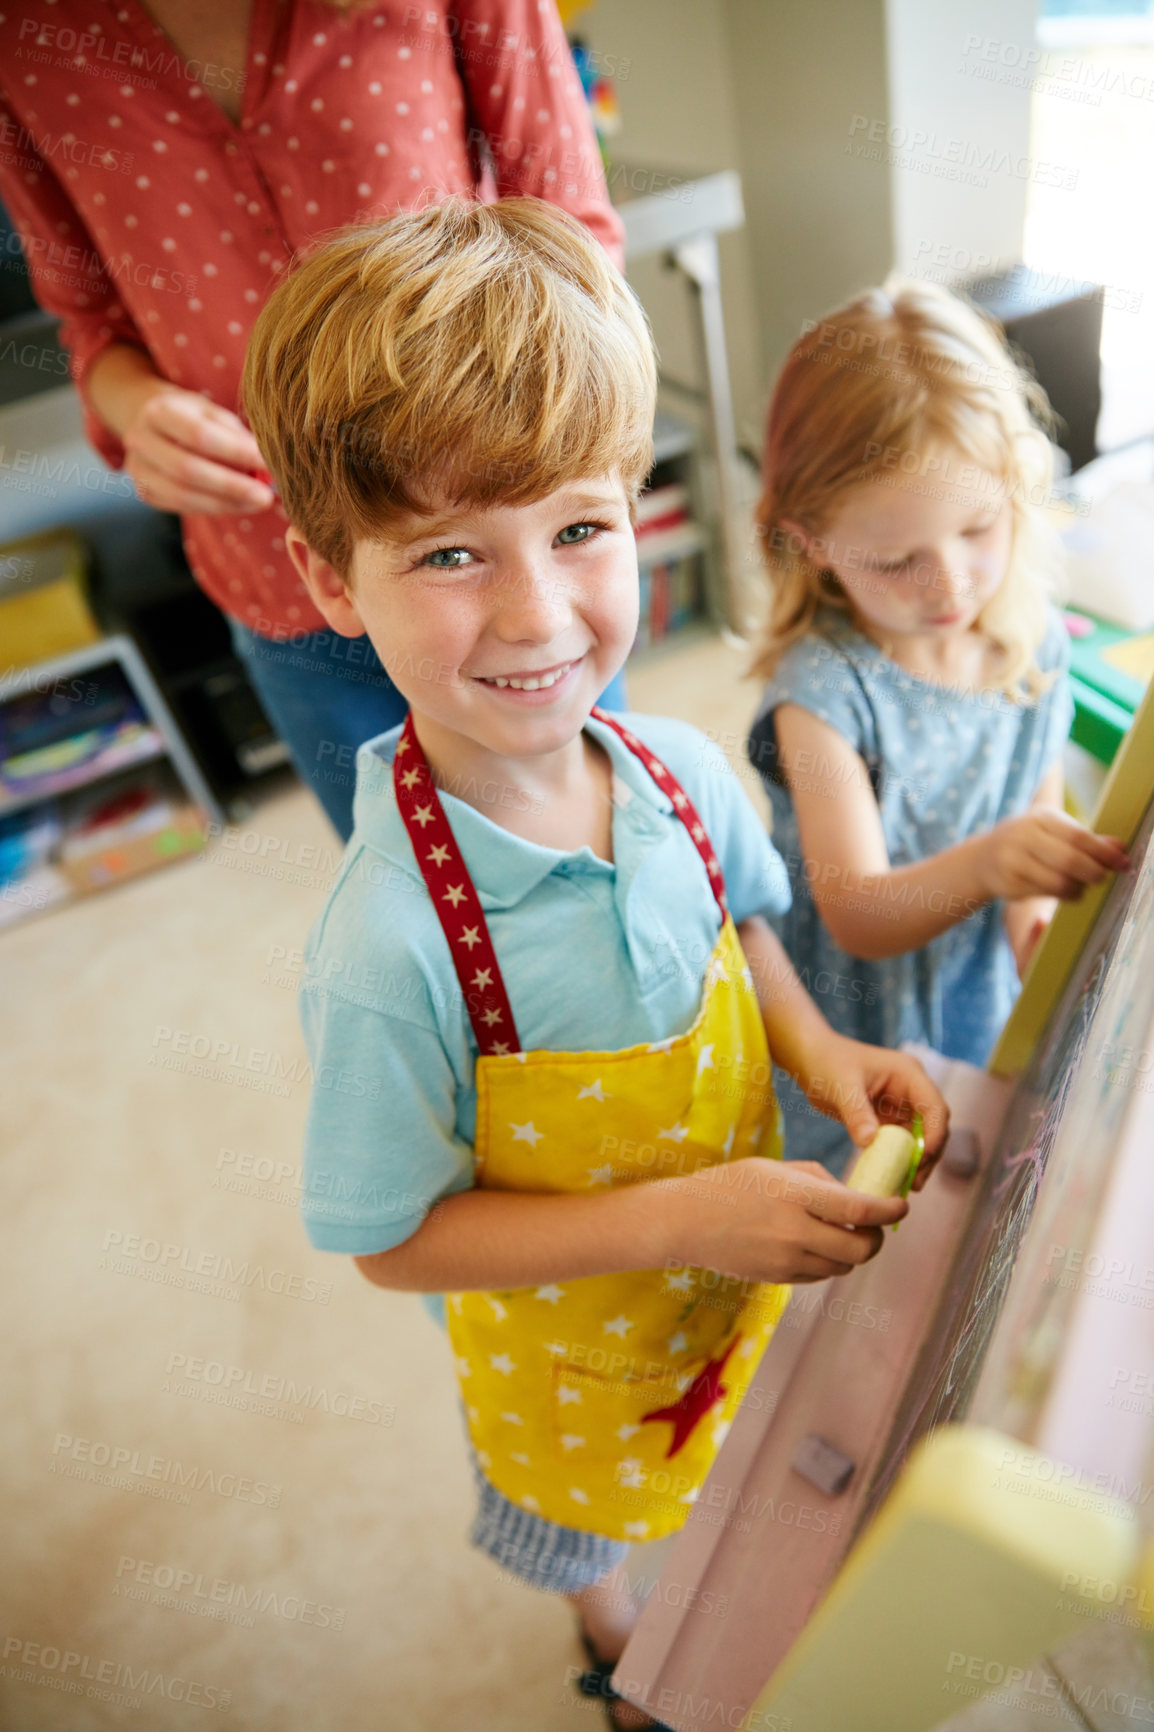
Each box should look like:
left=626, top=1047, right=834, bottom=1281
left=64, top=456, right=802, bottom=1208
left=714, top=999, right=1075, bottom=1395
left=230, top=621, right=628, bottom=840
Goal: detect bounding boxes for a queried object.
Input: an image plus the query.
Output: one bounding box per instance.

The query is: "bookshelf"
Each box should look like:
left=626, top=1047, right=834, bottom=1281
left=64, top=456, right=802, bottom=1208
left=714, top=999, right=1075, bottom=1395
left=0, top=634, right=222, bottom=932
left=617, top=168, right=749, bottom=643
left=633, top=413, right=709, bottom=654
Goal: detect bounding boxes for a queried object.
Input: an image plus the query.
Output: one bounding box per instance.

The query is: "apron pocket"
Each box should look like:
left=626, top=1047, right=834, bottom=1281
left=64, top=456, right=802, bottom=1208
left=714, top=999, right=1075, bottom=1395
left=548, top=1356, right=718, bottom=1527
left=549, top=1356, right=713, bottom=1467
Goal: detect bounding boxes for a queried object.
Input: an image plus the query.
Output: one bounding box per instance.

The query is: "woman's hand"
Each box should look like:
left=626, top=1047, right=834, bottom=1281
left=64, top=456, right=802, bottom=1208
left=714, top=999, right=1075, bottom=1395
left=86, top=343, right=275, bottom=516
left=977, top=810, right=1129, bottom=902
left=791, top=1031, right=949, bottom=1192
left=123, top=384, right=276, bottom=516
left=659, top=1156, right=907, bottom=1285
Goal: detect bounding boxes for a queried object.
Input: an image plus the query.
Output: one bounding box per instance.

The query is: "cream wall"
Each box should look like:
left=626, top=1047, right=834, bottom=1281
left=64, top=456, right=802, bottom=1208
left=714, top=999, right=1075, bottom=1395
left=582, top=0, right=894, bottom=451
left=724, top=0, right=894, bottom=414
left=581, top=0, right=1038, bottom=455
left=886, top=0, right=1040, bottom=278
left=579, top=0, right=767, bottom=446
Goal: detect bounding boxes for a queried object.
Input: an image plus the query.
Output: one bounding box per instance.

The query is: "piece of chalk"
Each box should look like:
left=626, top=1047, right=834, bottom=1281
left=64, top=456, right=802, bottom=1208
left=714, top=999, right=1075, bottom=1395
left=846, top=1124, right=918, bottom=1197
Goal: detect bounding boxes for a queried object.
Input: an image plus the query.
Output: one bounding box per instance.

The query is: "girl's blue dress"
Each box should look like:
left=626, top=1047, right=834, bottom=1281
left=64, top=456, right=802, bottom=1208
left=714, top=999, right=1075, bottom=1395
left=748, top=605, right=1074, bottom=1174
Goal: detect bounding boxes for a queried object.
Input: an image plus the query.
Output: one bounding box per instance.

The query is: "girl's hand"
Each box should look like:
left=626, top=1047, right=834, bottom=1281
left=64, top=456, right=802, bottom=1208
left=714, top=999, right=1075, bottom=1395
left=978, top=810, right=1130, bottom=902
left=122, top=383, right=276, bottom=517
left=793, top=1032, right=949, bottom=1191
left=661, top=1156, right=907, bottom=1284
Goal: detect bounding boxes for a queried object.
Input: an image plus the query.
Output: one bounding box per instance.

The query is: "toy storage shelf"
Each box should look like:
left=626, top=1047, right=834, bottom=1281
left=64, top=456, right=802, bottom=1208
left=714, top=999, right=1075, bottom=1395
left=0, top=634, right=222, bottom=932
left=0, top=720, right=168, bottom=822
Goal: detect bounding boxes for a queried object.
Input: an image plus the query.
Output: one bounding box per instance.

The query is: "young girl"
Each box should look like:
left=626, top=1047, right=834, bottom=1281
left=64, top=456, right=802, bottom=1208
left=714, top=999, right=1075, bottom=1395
left=748, top=278, right=1130, bottom=1175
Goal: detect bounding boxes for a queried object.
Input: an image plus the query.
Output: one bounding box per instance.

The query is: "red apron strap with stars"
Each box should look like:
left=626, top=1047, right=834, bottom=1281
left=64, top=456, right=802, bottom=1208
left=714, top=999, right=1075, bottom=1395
left=392, top=714, right=521, bottom=1057
left=589, top=706, right=728, bottom=921
left=392, top=708, right=730, bottom=1056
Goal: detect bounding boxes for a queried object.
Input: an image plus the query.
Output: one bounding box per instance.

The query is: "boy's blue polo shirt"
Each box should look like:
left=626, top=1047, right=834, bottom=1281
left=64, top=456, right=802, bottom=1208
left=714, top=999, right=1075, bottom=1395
left=298, top=712, right=791, bottom=1257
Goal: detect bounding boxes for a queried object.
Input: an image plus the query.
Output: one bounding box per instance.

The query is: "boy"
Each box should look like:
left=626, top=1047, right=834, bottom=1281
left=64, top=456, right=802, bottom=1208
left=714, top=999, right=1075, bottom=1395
left=243, top=198, right=947, bottom=1730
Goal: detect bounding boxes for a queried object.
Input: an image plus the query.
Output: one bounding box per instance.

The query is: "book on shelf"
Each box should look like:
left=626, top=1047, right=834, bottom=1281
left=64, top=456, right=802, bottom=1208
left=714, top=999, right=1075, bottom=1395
left=0, top=762, right=205, bottom=920
left=0, top=802, right=69, bottom=929
left=635, top=547, right=703, bottom=652
left=59, top=772, right=180, bottom=863
left=635, top=482, right=691, bottom=540
left=0, top=661, right=160, bottom=799
left=634, top=520, right=704, bottom=568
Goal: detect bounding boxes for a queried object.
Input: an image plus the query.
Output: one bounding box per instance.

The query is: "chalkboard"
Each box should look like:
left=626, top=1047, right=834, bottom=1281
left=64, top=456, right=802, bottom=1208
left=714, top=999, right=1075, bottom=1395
left=612, top=684, right=1154, bottom=1732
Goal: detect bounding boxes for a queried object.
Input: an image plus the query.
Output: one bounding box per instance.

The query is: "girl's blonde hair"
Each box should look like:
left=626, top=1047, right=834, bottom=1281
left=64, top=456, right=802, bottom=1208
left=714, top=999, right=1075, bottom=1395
left=752, top=277, right=1060, bottom=699
left=243, top=197, right=656, bottom=578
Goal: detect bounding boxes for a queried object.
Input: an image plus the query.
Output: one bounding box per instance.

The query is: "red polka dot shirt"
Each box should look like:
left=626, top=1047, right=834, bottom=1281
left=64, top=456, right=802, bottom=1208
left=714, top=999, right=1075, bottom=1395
left=0, top=0, right=624, bottom=635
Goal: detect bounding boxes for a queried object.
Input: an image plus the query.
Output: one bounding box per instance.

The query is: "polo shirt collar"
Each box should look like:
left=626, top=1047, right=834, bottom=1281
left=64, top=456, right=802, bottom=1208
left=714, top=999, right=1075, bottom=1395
left=351, top=714, right=675, bottom=912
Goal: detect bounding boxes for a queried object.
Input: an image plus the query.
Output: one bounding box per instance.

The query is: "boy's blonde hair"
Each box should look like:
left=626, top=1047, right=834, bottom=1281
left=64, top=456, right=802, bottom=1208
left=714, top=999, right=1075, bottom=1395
left=752, top=277, right=1060, bottom=698
left=243, top=197, right=657, bottom=577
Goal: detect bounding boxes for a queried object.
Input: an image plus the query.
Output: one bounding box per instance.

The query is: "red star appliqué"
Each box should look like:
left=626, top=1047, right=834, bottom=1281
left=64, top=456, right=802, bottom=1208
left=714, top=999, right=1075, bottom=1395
left=641, top=1336, right=739, bottom=1458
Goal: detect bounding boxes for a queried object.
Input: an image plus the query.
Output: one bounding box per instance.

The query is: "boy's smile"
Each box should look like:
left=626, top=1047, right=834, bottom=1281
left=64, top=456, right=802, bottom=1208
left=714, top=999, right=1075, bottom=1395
left=470, top=657, right=580, bottom=696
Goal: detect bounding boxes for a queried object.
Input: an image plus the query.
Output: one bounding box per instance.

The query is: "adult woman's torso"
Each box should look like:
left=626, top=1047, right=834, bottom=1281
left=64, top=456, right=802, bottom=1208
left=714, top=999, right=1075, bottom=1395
left=137, top=0, right=252, bottom=123
left=0, top=1, right=612, bottom=633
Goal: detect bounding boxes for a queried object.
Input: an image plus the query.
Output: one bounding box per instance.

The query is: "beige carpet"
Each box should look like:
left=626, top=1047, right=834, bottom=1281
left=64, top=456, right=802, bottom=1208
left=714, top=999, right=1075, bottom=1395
left=1, top=634, right=769, bottom=1731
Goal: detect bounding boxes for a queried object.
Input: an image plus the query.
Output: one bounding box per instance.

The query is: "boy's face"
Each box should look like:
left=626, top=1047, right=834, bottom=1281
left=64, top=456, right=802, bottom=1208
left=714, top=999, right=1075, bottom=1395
left=288, top=476, right=639, bottom=760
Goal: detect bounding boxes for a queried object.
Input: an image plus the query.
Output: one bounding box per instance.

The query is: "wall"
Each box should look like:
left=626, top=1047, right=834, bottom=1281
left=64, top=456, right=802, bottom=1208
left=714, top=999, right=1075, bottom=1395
left=886, top=0, right=1040, bottom=280
left=579, top=0, right=767, bottom=444
left=724, top=0, right=894, bottom=409
left=581, top=0, right=1038, bottom=453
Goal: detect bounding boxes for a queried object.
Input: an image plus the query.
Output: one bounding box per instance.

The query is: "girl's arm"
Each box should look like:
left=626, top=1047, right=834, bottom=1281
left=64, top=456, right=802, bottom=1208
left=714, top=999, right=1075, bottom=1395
left=773, top=705, right=1128, bottom=963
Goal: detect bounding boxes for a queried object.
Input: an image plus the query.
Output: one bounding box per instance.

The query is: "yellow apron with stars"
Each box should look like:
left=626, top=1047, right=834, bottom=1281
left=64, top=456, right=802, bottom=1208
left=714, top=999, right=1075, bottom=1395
left=393, top=707, right=791, bottom=1542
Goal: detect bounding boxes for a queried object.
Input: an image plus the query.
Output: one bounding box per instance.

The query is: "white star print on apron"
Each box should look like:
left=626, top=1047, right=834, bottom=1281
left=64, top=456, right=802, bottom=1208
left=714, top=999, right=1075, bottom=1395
left=394, top=709, right=790, bottom=1540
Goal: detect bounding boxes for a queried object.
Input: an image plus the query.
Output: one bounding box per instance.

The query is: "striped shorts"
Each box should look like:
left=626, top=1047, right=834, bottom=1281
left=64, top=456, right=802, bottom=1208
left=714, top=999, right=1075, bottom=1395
left=468, top=1452, right=630, bottom=1595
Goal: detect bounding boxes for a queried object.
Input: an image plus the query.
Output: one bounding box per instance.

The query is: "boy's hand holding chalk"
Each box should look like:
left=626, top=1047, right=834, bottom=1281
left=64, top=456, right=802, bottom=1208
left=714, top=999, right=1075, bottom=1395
left=661, top=1157, right=909, bottom=1285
